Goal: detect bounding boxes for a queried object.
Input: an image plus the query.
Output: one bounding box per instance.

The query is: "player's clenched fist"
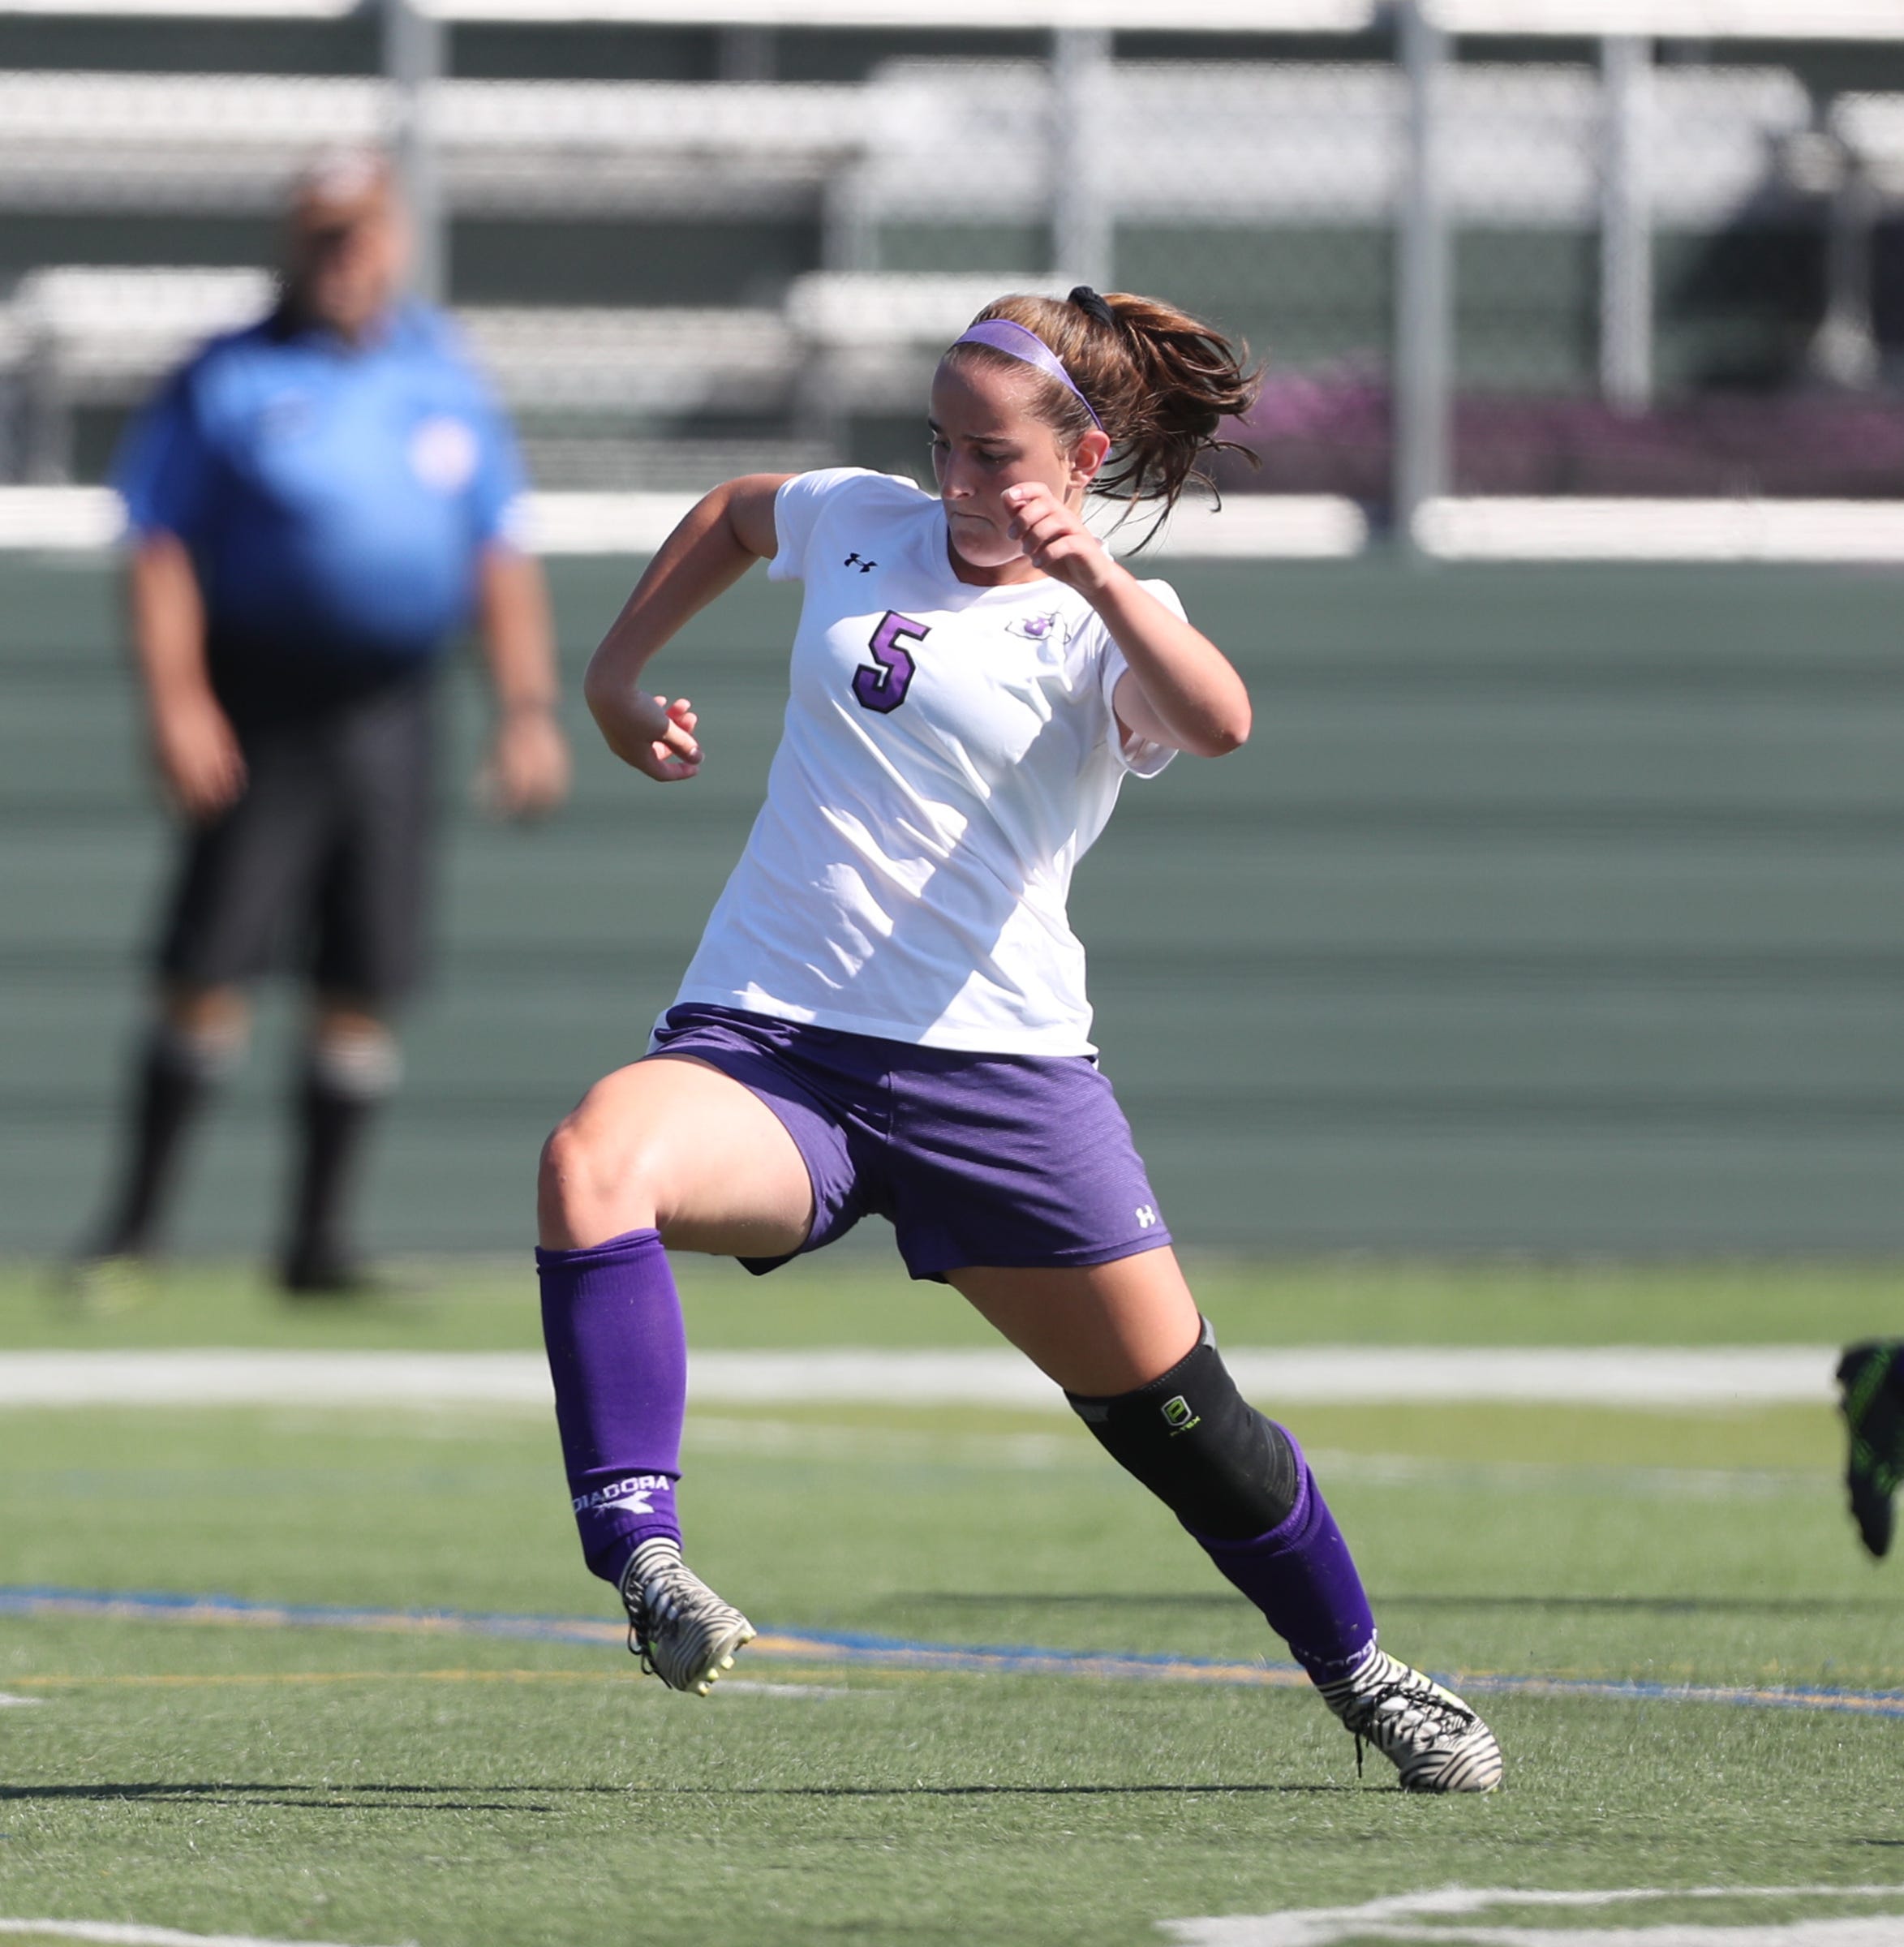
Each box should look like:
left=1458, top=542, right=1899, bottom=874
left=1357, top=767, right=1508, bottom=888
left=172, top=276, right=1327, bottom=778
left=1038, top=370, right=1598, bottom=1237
left=1000, top=482, right=1117, bottom=596
left=591, top=688, right=702, bottom=782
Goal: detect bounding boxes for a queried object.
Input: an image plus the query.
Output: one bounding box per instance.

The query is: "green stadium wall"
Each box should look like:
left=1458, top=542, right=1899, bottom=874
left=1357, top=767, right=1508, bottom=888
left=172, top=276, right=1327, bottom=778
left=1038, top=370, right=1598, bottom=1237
left=4, top=553, right=1902, bottom=1259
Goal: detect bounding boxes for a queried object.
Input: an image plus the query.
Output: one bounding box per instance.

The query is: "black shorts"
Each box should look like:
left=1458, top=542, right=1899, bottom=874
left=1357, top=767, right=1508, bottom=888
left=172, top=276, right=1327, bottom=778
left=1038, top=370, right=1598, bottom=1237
left=157, top=674, right=436, bottom=1003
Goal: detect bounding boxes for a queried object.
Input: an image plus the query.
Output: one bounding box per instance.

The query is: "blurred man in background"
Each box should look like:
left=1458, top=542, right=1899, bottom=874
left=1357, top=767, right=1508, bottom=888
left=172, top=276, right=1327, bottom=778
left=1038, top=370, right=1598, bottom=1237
left=77, top=150, right=569, bottom=1296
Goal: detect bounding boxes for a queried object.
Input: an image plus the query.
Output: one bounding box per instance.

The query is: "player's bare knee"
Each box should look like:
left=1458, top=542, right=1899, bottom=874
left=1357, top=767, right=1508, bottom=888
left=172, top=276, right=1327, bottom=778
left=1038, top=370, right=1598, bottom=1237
left=537, top=1117, right=599, bottom=1244
left=538, top=1107, right=660, bottom=1249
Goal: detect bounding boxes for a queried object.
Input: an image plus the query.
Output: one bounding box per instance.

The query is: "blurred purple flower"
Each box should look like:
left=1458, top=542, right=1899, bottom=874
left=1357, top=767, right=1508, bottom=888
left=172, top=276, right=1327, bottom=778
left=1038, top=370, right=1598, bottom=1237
left=1215, top=365, right=1904, bottom=509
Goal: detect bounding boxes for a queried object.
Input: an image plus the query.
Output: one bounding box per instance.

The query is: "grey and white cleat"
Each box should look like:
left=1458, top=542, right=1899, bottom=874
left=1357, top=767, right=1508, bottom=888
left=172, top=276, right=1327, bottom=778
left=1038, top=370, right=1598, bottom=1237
left=620, top=1537, right=757, bottom=1696
left=1316, top=1644, right=1503, bottom=1793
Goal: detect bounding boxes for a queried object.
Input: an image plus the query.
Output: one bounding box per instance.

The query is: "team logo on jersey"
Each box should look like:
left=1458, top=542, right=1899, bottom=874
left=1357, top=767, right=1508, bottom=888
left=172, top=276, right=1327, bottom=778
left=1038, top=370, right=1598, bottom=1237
left=256, top=390, right=315, bottom=441
left=1004, top=610, right=1070, bottom=651
left=408, top=415, right=479, bottom=494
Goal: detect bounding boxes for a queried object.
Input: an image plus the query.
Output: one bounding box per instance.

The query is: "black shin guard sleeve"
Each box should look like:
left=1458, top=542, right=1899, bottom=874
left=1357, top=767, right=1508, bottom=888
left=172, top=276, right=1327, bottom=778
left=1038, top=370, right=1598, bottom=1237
left=1065, top=1321, right=1300, bottom=1541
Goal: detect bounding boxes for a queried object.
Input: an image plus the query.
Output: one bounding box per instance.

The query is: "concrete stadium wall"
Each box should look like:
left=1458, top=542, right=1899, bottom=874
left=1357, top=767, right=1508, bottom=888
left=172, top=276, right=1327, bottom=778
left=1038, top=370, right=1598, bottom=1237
left=3, top=553, right=1902, bottom=1261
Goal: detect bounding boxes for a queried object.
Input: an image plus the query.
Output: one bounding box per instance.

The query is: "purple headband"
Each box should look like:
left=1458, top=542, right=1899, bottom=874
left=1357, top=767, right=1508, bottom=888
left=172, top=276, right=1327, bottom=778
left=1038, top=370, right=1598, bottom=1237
left=949, top=317, right=1103, bottom=432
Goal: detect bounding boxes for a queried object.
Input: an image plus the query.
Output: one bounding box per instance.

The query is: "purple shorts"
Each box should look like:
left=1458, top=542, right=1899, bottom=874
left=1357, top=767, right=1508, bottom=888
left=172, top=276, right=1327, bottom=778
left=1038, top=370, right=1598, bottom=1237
left=647, top=1004, right=1172, bottom=1282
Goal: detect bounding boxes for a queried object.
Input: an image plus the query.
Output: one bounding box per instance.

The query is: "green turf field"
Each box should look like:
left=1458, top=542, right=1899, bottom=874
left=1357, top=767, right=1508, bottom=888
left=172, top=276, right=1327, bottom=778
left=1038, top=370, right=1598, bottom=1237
left=1, top=1259, right=1900, bottom=1946
left=12, top=1249, right=1904, bottom=1349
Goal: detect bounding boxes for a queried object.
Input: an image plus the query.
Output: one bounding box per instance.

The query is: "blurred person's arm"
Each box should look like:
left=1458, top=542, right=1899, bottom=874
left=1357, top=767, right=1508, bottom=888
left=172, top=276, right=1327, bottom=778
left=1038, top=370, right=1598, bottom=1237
left=476, top=543, right=569, bottom=819
left=129, top=531, right=247, bottom=823
left=118, top=364, right=243, bottom=823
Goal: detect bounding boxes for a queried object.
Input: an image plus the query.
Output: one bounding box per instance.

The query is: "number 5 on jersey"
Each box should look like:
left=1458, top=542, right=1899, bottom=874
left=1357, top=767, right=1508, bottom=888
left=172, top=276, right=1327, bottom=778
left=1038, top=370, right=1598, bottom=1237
left=853, top=611, right=929, bottom=716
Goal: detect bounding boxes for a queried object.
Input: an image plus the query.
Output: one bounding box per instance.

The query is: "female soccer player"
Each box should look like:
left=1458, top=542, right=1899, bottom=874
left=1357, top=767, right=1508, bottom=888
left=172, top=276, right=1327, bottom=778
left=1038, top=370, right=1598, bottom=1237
left=535, top=289, right=1502, bottom=1793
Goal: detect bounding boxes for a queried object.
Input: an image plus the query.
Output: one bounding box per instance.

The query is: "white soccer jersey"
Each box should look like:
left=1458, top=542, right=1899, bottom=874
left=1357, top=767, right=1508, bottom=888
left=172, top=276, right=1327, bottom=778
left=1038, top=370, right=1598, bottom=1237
left=668, top=467, right=1182, bottom=1055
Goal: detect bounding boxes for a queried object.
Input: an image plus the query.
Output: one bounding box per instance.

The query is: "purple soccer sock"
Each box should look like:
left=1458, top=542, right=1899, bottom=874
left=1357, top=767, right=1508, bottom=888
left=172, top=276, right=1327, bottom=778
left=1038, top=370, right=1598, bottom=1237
left=1188, top=1429, right=1377, bottom=1684
left=536, top=1227, right=686, bottom=1589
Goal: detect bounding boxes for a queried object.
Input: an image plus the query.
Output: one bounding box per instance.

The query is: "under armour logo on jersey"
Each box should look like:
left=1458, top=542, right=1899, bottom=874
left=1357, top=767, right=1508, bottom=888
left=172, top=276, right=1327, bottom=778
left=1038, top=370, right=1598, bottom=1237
left=844, top=552, right=876, bottom=573
left=1135, top=1204, right=1159, bottom=1229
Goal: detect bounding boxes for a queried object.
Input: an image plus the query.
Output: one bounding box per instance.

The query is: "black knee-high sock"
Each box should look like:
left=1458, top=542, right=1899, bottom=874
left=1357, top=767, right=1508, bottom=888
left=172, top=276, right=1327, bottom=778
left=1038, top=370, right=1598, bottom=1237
left=283, top=1040, right=397, bottom=1286
left=90, top=1026, right=230, bottom=1257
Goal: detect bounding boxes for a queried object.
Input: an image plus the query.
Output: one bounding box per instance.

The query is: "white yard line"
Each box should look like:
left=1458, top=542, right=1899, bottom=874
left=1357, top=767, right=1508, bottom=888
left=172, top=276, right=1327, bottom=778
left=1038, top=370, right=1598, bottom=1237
left=712, top=1680, right=849, bottom=1699
left=0, top=1345, right=1839, bottom=1411
left=0, top=1351, right=552, bottom=1409
left=1233, top=1346, right=1839, bottom=1408
left=1162, top=1885, right=1904, bottom=1947
left=0, top=1923, right=405, bottom=1947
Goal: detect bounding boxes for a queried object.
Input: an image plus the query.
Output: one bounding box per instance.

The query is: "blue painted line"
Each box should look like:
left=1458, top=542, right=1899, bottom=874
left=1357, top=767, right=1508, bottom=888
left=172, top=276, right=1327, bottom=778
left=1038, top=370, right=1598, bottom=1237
left=3, top=1585, right=1902, bottom=1718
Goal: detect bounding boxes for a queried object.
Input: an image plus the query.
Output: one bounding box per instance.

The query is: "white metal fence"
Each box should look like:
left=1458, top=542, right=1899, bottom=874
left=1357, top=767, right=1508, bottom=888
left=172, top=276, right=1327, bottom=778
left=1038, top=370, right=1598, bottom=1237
left=0, top=0, right=1902, bottom=553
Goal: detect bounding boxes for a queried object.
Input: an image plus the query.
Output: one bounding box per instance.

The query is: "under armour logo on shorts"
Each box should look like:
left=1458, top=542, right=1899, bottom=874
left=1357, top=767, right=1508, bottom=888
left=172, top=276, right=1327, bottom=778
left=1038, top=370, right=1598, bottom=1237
left=1135, top=1204, right=1158, bottom=1228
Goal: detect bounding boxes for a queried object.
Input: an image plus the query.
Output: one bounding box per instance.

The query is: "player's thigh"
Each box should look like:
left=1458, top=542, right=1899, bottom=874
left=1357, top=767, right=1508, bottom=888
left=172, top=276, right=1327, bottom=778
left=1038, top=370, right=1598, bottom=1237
left=948, top=1247, right=1201, bottom=1396
left=539, top=1053, right=814, bottom=1257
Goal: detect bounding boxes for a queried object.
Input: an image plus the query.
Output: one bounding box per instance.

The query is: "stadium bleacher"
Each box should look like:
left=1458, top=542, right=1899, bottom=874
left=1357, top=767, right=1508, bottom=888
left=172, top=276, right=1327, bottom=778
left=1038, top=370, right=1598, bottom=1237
left=0, top=50, right=1859, bottom=494
left=0, top=71, right=874, bottom=217
left=6, top=265, right=807, bottom=486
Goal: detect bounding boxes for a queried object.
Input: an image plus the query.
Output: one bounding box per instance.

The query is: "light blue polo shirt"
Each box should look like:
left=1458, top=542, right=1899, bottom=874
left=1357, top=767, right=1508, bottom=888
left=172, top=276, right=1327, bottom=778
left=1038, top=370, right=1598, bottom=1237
left=116, top=300, right=525, bottom=683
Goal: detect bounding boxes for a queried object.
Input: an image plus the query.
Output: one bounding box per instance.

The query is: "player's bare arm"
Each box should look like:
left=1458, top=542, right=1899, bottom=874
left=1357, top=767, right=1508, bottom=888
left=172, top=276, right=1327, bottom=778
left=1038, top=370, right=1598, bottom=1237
left=128, top=531, right=247, bottom=822
left=582, top=473, right=789, bottom=782
left=999, top=480, right=1251, bottom=758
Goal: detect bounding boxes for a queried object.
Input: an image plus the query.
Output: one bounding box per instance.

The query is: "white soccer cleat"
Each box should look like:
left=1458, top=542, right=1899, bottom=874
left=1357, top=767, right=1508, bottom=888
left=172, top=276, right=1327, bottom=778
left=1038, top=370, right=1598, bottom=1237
left=1315, top=1644, right=1503, bottom=1793
left=620, top=1537, right=757, bottom=1696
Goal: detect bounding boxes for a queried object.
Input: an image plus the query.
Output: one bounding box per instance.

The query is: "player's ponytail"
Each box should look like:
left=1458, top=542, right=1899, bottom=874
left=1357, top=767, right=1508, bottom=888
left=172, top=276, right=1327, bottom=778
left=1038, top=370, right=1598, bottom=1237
left=948, top=287, right=1261, bottom=528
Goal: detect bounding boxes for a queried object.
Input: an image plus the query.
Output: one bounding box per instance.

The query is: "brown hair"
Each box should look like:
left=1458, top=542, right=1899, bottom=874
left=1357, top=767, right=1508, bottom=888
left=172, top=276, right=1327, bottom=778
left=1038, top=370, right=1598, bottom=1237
left=943, top=287, right=1260, bottom=527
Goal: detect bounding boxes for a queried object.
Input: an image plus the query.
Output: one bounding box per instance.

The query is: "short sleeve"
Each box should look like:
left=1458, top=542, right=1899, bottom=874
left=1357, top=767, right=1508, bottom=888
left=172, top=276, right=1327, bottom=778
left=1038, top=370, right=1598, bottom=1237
left=419, top=312, right=528, bottom=549
left=768, top=467, right=881, bottom=582
left=466, top=391, right=528, bottom=549
left=1097, top=578, right=1187, bottom=780
left=114, top=368, right=217, bottom=545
